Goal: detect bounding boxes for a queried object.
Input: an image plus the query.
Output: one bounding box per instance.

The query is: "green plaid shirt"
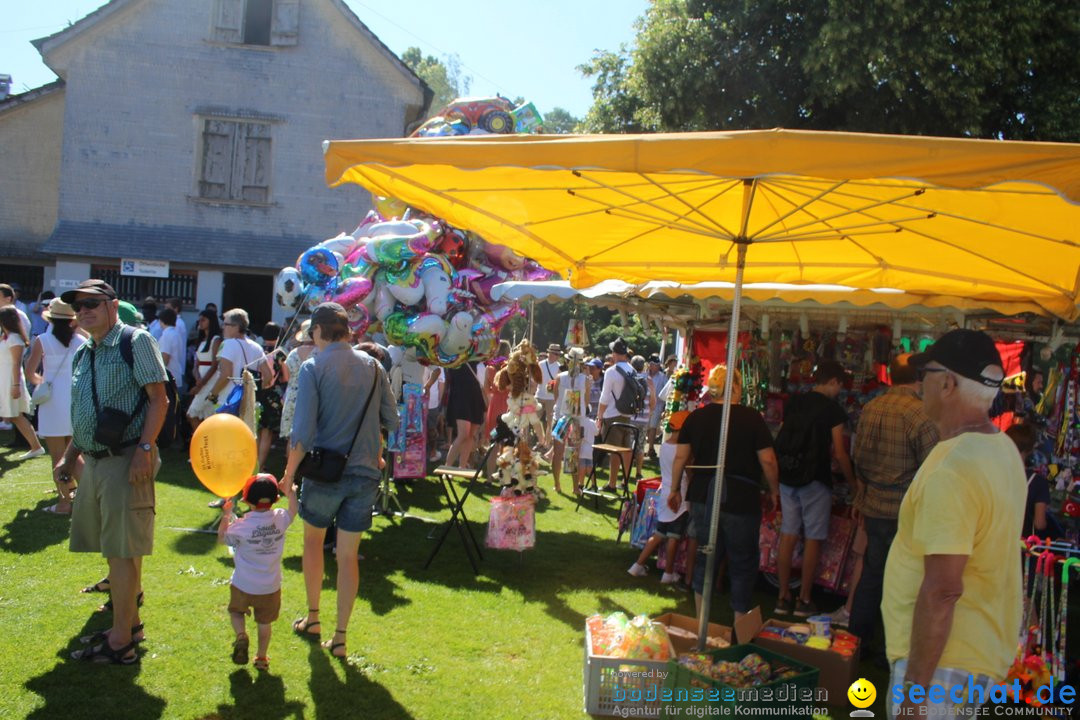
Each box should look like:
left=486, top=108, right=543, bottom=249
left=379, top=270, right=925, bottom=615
left=70, top=322, right=168, bottom=453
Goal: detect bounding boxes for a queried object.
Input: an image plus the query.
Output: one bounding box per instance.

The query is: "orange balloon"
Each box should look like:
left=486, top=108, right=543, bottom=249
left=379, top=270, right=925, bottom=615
left=189, top=414, right=257, bottom=498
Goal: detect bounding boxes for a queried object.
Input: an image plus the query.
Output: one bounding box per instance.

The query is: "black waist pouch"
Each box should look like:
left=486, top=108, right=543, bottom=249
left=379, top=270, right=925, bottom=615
left=94, top=407, right=133, bottom=449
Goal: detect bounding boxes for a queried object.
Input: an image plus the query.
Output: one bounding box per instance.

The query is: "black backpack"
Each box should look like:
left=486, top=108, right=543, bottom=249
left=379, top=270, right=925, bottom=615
left=773, top=395, right=827, bottom=488
left=116, top=325, right=181, bottom=449
left=611, top=365, right=648, bottom=416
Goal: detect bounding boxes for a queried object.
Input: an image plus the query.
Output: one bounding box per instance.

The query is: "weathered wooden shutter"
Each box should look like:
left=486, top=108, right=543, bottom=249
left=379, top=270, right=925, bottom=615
left=270, top=0, right=300, bottom=46
left=239, top=123, right=271, bottom=203
left=211, top=0, right=244, bottom=43
left=200, top=119, right=235, bottom=199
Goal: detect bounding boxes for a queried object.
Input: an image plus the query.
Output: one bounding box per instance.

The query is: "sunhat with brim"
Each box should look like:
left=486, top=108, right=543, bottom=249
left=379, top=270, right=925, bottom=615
left=42, top=298, right=76, bottom=321
left=294, top=319, right=312, bottom=342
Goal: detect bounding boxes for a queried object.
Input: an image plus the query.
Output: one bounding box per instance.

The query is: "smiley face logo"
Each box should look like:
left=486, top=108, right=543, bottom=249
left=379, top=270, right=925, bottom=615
left=848, top=678, right=877, bottom=709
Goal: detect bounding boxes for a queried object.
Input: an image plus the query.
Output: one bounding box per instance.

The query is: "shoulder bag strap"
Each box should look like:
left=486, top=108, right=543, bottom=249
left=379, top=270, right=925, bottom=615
left=344, top=360, right=381, bottom=460
left=44, top=335, right=74, bottom=386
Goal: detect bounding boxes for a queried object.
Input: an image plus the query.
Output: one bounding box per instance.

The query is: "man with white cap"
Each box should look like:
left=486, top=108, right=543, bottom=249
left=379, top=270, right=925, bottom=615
left=883, top=329, right=1025, bottom=717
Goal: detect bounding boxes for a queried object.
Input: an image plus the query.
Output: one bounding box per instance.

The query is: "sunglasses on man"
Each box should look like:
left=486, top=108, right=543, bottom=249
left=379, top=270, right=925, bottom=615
left=70, top=298, right=108, bottom=311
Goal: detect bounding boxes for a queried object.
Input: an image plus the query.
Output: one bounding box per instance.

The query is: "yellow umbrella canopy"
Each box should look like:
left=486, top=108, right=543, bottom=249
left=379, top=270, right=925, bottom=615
left=325, top=128, right=1080, bottom=320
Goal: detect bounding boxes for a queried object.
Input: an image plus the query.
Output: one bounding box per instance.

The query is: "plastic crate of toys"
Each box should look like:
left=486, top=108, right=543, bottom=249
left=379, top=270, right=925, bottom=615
left=662, top=644, right=820, bottom=713
left=584, top=612, right=675, bottom=716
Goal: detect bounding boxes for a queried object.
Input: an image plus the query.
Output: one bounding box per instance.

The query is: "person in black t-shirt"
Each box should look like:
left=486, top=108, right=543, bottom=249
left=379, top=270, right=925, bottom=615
left=671, top=365, right=779, bottom=619
left=1006, top=423, right=1061, bottom=539
left=775, top=360, right=854, bottom=618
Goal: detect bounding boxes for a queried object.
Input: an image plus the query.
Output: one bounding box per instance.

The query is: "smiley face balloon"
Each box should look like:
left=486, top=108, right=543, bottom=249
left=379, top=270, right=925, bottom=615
left=847, top=678, right=877, bottom=709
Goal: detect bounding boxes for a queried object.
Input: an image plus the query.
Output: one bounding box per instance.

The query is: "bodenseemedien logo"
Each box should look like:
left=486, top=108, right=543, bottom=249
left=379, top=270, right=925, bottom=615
left=848, top=678, right=876, bottom=717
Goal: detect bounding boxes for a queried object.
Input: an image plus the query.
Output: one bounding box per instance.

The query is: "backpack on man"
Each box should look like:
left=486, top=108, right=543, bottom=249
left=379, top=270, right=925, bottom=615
left=773, top=395, right=827, bottom=487
left=612, top=365, right=648, bottom=416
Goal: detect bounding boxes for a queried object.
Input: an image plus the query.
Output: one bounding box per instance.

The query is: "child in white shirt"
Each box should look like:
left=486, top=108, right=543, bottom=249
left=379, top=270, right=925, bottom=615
left=217, top=473, right=297, bottom=671
left=627, top=417, right=690, bottom=584
left=576, top=416, right=598, bottom=495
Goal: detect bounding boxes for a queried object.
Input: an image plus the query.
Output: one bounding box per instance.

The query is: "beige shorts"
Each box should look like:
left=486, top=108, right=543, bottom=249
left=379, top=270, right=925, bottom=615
left=229, top=585, right=282, bottom=624
left=69, top=446, right=159, bottom=558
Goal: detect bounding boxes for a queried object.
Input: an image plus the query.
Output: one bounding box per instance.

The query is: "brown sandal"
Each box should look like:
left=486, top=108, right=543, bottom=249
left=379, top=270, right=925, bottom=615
left=232, top=634, right=249, bottom=665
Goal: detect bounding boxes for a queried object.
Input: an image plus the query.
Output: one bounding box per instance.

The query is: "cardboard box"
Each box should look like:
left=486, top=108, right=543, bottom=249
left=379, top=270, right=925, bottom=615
left=734, top=607, right=860, bottom=707
left=654, top=612, right=732, bottom=655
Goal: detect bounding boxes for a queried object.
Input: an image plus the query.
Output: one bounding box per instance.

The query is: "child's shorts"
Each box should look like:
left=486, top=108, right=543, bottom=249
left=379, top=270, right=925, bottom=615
left=655, top=513, right=688, bottom=539
left=229, top=585, right=281, bottom=624
left=579, top=458, right=593, bottom=471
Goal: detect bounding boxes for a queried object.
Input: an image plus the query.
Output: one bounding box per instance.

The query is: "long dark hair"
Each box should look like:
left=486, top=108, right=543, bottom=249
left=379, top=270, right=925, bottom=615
left=51, top=318, right=75, bottom=347
left=198, top=309, right=221, bottom=353
left=0, top=307, right=27, bottom=345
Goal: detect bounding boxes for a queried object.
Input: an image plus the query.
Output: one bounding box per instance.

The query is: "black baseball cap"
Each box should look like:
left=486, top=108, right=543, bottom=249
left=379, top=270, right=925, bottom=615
left=609, top=338, right=629, bottom=356
left=242, top=473, right=280, bottom=510
left=909, top=329, right=1003, bottom=388
left=648, top=354, right=661, bottom=365
left=60, top=279, right=118, bottom=304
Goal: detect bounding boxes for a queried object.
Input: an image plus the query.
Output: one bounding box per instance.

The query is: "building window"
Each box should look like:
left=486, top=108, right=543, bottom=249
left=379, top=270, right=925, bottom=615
left=198, top=118, right=271, bottom=204
left=92, top=266, right=197, bottom=308
left=211, top=0, right=299, bottom=47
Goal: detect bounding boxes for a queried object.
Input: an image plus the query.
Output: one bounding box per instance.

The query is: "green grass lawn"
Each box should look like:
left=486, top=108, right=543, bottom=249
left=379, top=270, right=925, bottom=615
left=0, top=434, right=886, bottom=719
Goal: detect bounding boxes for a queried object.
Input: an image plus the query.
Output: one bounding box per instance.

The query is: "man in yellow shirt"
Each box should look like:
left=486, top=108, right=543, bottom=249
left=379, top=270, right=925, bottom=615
left=882, top=329, right=1025, bottom=717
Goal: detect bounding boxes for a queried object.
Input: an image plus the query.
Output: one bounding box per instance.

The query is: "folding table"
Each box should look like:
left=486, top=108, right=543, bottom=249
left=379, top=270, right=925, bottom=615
left=424, top=465, right=485, bottom=574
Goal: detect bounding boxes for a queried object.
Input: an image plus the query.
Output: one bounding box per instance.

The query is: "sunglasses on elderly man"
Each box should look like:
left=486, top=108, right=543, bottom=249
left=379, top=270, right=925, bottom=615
left=70, top=298, right=106, bottom=311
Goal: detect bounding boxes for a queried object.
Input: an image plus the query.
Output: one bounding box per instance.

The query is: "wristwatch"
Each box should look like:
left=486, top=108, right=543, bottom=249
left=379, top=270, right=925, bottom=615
left=138, top=442, right=153, bottom=452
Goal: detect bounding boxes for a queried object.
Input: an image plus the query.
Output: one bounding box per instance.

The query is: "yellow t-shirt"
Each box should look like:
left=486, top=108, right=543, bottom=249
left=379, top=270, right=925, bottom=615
left=882, top=431, right=1025, bottom=679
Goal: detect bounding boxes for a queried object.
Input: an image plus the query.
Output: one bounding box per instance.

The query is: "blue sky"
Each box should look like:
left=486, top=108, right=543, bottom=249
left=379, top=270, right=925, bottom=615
left=1, top=0, right=648, bottom=119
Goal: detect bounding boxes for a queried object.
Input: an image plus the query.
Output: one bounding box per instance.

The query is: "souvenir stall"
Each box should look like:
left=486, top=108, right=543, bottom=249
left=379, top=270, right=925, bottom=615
left=321, top=128, right=1080, bottom=694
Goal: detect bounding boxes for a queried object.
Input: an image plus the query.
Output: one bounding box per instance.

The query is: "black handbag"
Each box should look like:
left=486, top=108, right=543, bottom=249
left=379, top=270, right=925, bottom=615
left=298, top=362, right=379, bottom=483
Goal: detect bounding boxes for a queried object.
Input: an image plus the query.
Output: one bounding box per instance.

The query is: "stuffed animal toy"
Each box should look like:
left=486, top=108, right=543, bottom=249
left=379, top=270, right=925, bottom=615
left=495, top=339, right=545, bottom=493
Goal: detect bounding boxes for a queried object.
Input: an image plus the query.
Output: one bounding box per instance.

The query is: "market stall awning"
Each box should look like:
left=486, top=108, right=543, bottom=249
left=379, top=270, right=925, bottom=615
left=325, top=128, right=1080, bottom=320
left=637, top=281, right=1061, bottom=318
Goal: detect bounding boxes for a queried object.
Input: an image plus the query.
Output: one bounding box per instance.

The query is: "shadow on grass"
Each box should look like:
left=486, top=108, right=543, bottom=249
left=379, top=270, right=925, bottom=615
left=170, top=527, right=219, bottom=556
left=24, top=612, right=167, bottom=720
left=0, top=499, right=71, bottom=554
left=307, top=640, right=414, bottom=720
left=202, top=669, right=305, bottom=720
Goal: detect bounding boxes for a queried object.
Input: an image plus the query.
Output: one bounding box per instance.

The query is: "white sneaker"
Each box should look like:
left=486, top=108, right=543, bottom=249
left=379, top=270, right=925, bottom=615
left=627, top=563, right=648, bottom=577
left=828, top=606, right=851, bottom=627
left=17, top=447, right=46, bottom=461
left=660, top=572, right=681, bottom=584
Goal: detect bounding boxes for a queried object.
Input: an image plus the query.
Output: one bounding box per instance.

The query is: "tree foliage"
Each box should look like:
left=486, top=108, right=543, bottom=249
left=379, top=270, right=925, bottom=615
left=503, top=302, right=667, bottom=360
left=402, top=47, right=472, bottom=116
left=580, top=0, right=1080, bottom=141
left=542, top=107, right=581, bottom=134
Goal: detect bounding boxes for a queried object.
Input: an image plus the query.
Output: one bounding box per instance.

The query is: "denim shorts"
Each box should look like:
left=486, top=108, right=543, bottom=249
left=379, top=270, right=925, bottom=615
left=655, top=513, right=688, bottom=539
left=299, top=469, right=379, bottom=533
left=779, top=480, right=831, bottom=541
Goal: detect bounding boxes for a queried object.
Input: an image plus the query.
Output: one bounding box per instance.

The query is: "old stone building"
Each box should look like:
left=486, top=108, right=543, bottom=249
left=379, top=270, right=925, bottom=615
left=0, top=0, right=430, bottom=331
